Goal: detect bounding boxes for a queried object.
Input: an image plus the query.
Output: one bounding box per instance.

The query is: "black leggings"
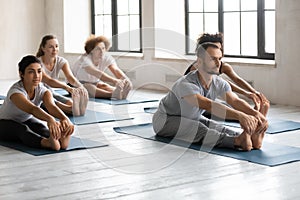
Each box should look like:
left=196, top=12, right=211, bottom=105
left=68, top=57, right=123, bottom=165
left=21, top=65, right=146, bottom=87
left=0, top=118, right=50, bottom=148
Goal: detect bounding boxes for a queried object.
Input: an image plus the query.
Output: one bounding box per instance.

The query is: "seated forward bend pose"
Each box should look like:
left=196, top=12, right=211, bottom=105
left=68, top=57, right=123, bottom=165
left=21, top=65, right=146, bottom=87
left=0, top=55, right=74, bottom=151
left=153, top=43, right=268, bottom=151
left=72, top=35, right=132, bottom=99
left=184, top=33, right=270, bottom=115
left=36, top=35, right=89, bottom=116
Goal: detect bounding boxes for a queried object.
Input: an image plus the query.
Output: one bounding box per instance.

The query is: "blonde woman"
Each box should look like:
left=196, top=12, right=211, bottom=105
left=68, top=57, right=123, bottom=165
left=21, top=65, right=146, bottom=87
left=36, top=35, right=89, bottom=116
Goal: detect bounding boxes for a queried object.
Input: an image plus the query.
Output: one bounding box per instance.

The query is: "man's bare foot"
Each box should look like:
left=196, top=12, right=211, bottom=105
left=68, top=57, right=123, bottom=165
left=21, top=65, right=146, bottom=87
left=251, top=132, right=265, bottom=149
left=251, top=125, right=267, bottom=149
left=234, top=131, right=252, bottom=151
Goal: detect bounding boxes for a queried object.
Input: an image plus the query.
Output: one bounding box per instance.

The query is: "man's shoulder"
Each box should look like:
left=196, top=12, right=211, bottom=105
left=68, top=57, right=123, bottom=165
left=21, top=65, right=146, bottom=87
left=213, top=75, right=229, bottom=87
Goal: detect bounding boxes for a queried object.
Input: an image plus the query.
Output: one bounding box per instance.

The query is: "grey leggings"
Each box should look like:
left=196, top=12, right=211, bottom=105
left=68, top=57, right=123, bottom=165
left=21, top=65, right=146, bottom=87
left=152, top=111, right=239, bottom=149
left=0, top=118, right=50, bottom=148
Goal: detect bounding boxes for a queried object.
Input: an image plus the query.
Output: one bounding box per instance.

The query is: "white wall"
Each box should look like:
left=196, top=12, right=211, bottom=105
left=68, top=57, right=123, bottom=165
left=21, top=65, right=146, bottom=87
left=0, top=0, right=45, bottom=79
left=0, top=0, right=299, bottom=106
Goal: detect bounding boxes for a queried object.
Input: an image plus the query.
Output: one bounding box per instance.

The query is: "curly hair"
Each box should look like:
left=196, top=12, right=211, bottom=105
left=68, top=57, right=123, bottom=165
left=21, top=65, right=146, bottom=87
left=196, top=32, right=224, bottom=54
left=84, top=35, right=111, bottom=54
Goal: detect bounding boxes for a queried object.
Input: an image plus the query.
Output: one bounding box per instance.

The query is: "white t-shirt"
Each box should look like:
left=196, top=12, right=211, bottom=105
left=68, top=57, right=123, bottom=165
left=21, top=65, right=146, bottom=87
left=72, top=53, right=116, bottom=83
left=0, top=81, right=48, bottom=122
left=39, top=56, right=68, bottom=94
left=39, top=56, right=68, bottom=79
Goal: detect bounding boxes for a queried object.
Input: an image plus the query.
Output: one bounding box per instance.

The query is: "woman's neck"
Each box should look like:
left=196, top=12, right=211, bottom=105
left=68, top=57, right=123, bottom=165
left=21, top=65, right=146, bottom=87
left=23, top=82, right=36, bottom=100
left=41, top=56, right=56, bottom=71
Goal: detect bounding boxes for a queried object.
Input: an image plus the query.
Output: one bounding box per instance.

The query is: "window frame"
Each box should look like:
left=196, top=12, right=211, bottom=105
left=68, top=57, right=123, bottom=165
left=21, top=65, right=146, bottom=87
left=185, top=0, right=275, bottom=60
left=91, top=0, right=143, bottom=53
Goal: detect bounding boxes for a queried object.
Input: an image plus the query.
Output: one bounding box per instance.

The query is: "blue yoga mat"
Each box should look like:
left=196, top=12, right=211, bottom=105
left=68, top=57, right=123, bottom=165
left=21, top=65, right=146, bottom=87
left=113, top=123, right=300, bottom=167
left=223, top=118, right=300, bottom=134
left=68, top=110, right=132, bottom=125
left=0, top=95, right=5, bottom=100
left=144, top=107, right=300, bottom=134
left=90, top=97, right=159, bottom=105
left=144, top=107, right=158, bottom=114
left=53, top=88, right=70, bottom=96
left=0, top=136, right=108, bottom=156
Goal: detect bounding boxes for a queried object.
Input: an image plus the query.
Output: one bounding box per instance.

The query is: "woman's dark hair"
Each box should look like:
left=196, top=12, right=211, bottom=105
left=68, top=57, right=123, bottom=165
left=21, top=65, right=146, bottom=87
left=36, top=34, right=57, bottom=57
left=18, top=55, right=41, bottom=75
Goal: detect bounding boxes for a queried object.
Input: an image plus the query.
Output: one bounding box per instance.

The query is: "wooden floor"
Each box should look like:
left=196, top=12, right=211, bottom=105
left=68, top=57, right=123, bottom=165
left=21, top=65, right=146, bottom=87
left=1, top=80, right=300, bottom=200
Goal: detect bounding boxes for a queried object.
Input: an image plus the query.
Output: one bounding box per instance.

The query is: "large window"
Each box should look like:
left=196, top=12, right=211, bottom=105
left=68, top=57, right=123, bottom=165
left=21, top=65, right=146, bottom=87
left=91, top=0, right=142, bottom=52
left=185, top=0, right=275, bottom=60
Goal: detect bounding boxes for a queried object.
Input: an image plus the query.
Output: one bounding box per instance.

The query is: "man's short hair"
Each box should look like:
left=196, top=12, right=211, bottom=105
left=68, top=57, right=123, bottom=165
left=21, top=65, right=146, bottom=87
left=196, top=42, right=220, bottom=58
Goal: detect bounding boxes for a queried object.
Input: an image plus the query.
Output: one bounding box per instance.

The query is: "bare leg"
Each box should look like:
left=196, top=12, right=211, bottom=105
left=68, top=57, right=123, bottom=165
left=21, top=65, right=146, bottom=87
left=84, top=83, right=115, bottom=99
left=55, top=101, right=73, bottom=115
left=234, top=131, right=252, bottom=151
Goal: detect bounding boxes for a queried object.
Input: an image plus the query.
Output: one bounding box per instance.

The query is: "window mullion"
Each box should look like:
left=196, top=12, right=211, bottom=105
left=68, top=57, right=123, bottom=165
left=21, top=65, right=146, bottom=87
left=111, top=0, right=118, bottom=51
left=239, top=0, right=242, bottom=56
left=91, top=0, right=96, bottom=34
left=185, top=0, right=189, bottom=55
left=257, top=0, right=265, bottom=58
left=218, top=0, right=223, bottom=33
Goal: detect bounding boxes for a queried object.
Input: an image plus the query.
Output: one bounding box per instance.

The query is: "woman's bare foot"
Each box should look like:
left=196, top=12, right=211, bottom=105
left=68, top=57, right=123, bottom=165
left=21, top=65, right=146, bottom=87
left=79, top=88, right=89, bottom=115
left=121, top=79, right=132, bottom=99
left=258, top=93, right=270, bottom=117
left=234, top=131, right=252, bottom=151
left=259, top=101, right=270, bottom=117
left=112, top=84, right=123, bottom=100
left=59, top=135, right=71, bottom=150
left=72, top=89, right=81, bottom=116
left=41, top=136, right=60, bottom=151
